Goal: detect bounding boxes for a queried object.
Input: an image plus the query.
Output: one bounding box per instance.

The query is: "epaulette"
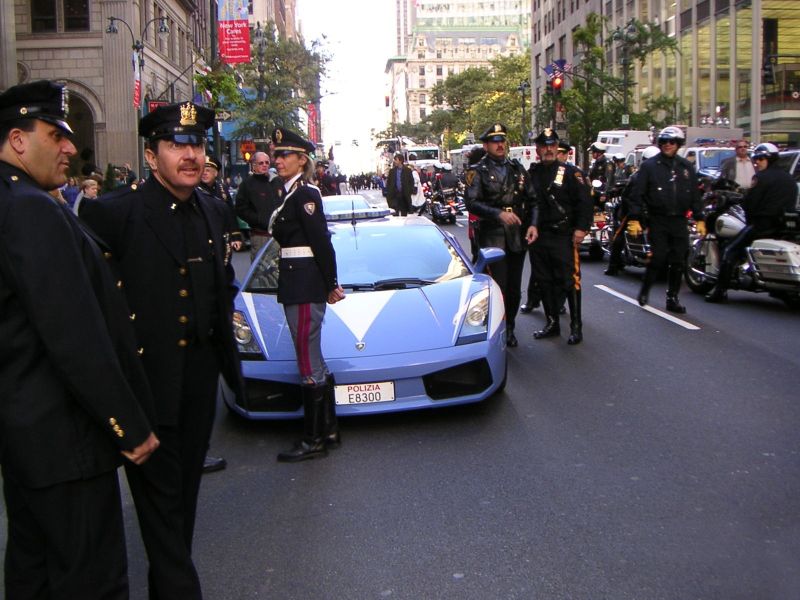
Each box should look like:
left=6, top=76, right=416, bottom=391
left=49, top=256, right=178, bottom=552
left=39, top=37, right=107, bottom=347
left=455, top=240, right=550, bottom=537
left=305, top=182, right=321, bottom=194
left=98, top=182, right=140, bottom=201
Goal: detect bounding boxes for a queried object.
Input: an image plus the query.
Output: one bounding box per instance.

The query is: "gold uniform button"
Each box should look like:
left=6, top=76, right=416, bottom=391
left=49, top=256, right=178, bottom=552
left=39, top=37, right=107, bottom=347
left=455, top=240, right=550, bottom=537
left=129, top=313, right=136, bottom=321
left=109, top=417, right=117, bottom=426
left=137, top=347, right=144, bottom=355
left=103, top=252, right=112, bottom=259
left=179, top=289, right=189, bottom=297
left=131, top=183, right=137, bottom=190
left=179, top=267, right=188, bottom=276
left=178, top=315, right=189, bottom=324
left=11, top=175, right=19, bottom=181
left=116, top=280, right=123, bottom=289
left=116, top=429, right=125, bottom=438
left=178, top=339, right=188, bottom=347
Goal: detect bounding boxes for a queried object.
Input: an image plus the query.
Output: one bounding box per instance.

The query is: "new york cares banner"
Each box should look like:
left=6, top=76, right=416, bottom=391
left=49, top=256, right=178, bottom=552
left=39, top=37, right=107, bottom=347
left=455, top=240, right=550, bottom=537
left=218, top=0, right=250, bottom=64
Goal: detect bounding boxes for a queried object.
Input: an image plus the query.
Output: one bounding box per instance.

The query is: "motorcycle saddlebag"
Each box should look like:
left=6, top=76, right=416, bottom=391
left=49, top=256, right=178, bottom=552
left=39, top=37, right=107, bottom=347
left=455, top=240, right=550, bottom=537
left=749, top=239, right=800, bottom=283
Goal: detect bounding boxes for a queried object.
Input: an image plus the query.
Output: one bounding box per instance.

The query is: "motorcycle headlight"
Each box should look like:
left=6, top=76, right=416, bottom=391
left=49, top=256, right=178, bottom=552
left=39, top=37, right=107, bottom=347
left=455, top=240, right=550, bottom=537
left=232, top=310, right=263, bottom=359
left=456, top=288, right=490, bottom=345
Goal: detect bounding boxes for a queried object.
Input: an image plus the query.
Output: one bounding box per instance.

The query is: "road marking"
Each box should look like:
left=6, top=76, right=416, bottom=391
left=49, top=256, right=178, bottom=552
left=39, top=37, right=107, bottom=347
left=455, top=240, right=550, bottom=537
left=594, top=284, right=701, bottom=330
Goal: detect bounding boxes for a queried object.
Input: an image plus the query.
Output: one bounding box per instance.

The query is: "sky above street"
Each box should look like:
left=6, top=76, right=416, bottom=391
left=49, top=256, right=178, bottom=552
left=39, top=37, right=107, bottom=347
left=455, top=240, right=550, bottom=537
left=296, top=0, right=395, bottom=173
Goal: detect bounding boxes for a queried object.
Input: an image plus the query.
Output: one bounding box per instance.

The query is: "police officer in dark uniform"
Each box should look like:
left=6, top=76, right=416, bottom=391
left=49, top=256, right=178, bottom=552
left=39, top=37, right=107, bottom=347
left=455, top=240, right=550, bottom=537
left=526, top=128, right=593, bottom=345
left=464, top=123, right=537, bottom=347
left=587, top=141, right=612, bottom=206
left=81, top=102, right=244, bottom=600
left=268, top=127, right=346, bottom=462
left=705, top=142, right=797, bottom=303
left=628, top=126, right=705, bottom=313
left=0, top=80, right=159, bottom=599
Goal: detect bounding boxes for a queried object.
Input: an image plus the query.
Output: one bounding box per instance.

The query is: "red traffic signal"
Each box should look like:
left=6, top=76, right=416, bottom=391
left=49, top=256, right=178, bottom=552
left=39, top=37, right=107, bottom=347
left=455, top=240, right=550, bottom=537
left=552, top=76, right=564, bottom=92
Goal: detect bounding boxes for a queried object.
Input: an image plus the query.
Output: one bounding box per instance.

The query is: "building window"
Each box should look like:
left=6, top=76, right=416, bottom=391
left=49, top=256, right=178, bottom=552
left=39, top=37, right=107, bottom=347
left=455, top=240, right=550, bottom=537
left=436, top=65, right=443, bottom=76
left=31, top=0, right=90, bottom=32
left=419, top=66, right=425, bottom=76
left=419, top=93, right=427, bottom=104
left=419, top=107, right=427, bottom=119
left=420, top=78, right=426, bottom=88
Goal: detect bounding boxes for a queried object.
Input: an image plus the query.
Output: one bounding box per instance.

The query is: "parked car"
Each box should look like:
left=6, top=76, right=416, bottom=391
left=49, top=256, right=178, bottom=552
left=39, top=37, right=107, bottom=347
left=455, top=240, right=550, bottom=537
left=776, top=150, right=800, bottom=210
left=223, top=214, right=508, bottom=419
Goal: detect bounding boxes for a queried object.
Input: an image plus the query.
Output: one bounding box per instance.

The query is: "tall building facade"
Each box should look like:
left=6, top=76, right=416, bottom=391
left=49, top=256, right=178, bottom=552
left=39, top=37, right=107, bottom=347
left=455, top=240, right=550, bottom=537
left=531, top=0, right=800, bottom=144
left=387, top=0, right=532, bottom=126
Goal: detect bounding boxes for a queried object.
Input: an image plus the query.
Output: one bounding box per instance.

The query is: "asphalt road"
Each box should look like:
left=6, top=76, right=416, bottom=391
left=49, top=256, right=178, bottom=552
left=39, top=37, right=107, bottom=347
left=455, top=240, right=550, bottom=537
left=2, top=189, right=798, bottom=599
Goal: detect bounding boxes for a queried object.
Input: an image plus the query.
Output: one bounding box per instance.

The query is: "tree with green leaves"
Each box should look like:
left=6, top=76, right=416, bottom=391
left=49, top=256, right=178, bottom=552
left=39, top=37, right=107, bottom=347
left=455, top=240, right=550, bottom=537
left=534, top=13, right=679, bottom=163
left=203, top=22, right=327, bottom=141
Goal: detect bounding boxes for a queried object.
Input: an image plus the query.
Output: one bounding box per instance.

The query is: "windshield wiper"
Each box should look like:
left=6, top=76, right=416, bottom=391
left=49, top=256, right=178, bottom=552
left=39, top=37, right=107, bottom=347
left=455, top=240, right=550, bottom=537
left=341, top=282, right=376, bottom=290
left=372, top=277, right=435, bottom=290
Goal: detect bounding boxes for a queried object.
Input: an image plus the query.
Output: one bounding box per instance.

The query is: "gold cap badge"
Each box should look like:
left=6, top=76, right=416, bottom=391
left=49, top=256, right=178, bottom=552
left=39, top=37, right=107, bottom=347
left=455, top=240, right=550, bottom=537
left=494, top=124, right=502, bottom=132
left=179, top=102, right=197, bottom=126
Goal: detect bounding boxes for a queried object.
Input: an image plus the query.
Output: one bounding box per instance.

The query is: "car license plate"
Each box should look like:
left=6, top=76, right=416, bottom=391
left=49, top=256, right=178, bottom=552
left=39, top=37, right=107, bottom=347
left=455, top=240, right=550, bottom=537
left=334, top=381, right=395, bottom=405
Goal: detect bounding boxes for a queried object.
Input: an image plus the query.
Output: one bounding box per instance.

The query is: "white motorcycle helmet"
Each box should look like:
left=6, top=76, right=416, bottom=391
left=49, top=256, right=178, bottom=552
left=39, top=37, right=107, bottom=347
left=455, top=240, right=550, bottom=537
left=612, top=152, right=625, bottom=162
left=751, top=142, right=780, bottom=163
left=641, top=146, right=660, bottom=161
left=657, top=126, right=686, bottom=147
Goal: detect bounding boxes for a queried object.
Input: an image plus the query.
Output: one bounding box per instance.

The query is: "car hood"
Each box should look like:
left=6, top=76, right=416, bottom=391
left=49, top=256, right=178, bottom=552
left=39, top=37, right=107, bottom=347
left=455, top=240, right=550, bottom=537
left=238, top=276, right=501, bottom=360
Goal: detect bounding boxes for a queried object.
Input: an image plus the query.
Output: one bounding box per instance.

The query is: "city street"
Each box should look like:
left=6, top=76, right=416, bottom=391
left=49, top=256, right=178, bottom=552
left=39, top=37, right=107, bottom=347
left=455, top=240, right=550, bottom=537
left=2, top=190, right=798, bottom=599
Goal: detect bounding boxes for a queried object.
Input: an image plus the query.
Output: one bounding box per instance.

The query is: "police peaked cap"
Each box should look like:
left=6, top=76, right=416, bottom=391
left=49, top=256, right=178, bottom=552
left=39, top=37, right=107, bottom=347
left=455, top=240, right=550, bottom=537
left=205, top=155, right=221, bottom=170
left=533, top=128, right=559, bottom=145
left=272, top=127, right=316, bottom=155
left=557, top=139, right=571, bottom=152
left=139, top=102, right=214, bottom=143
left=0, top=80, right=73, bottom=135
left=479, top=123, right=508, bottom=142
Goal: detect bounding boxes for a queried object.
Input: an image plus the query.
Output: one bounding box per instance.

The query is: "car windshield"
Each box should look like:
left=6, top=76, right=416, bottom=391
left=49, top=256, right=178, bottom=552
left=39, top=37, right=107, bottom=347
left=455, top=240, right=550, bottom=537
left=245, top=225, right=470, bottom=293
left=323, top=196, right=370, bottom=213
left=697, top=148, right=736, bottom=171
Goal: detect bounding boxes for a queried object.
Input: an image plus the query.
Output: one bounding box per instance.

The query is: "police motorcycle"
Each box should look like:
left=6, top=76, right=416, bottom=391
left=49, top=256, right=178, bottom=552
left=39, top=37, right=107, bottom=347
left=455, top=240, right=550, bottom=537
left=582, top=179, right=608, bottom=260
left=684, top=177, right=800, bottom=308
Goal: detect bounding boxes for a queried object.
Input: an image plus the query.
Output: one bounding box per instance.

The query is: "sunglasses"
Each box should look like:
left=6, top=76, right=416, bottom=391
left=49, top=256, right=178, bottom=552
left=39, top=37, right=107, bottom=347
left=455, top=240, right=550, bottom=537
left=659, top=140, right=679, bottom=145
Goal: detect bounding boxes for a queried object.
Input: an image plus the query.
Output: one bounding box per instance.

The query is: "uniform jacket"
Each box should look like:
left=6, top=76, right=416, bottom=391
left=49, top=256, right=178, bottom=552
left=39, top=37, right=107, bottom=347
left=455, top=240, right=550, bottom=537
left=235, top=173, right=279, bottom=232
left=81, top=176, right=244, bottom=425
left=465, top=155, right=537, bottom=227
left=0, top=162, right=153, bottom=489
left=628, top=152, right=703, bottom=220
left=588, top=156, right=612, bottom=185
left=742, top=165, right=797, bottom=235
left=528, top=161, right=593, bottom=233
left=271, top=180, right=338, bottom=305
left=200, top=180, right=243, bottom=244
left=386, top=164, right=415, bottom=203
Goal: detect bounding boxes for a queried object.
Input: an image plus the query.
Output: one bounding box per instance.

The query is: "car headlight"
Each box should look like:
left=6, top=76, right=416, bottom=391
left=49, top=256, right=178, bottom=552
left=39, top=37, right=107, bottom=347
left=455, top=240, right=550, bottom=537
left=456, top=288, right=489, bottom=345
left=232, top=310, right=263, bottom=358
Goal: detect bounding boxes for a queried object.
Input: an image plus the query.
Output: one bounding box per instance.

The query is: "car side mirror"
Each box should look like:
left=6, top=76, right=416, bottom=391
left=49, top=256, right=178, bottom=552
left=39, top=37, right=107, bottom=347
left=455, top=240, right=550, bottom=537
left=474, top=247, right=505, bottom=273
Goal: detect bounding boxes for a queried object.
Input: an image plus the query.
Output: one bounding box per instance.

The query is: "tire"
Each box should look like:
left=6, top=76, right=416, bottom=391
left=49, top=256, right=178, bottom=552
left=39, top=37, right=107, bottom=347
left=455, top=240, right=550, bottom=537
left=684, top=239, right=716, bottom=293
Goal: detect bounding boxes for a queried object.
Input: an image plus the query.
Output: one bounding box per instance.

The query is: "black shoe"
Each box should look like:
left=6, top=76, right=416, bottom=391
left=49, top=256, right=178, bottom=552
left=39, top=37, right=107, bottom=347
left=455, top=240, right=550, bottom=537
left=324, top=432, right=342, bottom=449
left=277, top=440, right=328, bottom=463
left=519, top=299, right=540, bottom=313
left=638, top=289, right=649, bottom=307
left=705, top=287, right=727, bottom=303
left=604, top=265, right=621, bottom=276
left=506, top=330, right=518, bottom=347
left=666, top=295, right=686, bottom=314
left=567, top=329, right=583, bottom=345
left=202, top=456, right=227, bottom=473
left=533, top=318, right=560, bottom=339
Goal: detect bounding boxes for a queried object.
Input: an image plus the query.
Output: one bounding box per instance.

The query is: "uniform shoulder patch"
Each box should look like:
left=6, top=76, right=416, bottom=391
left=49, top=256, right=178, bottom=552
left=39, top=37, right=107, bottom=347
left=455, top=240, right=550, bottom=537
left=304, top=202, right=316, bottom=215
left=465, top=170, right=476, bottom=186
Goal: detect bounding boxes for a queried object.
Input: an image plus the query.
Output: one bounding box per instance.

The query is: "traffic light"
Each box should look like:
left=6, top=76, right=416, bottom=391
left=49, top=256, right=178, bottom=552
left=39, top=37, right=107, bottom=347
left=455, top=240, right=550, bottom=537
left=552, top=75, right=564, bottom=95
left=546, top=80, right=553, bottom=95
left=763, top=60, right=775, bottom=86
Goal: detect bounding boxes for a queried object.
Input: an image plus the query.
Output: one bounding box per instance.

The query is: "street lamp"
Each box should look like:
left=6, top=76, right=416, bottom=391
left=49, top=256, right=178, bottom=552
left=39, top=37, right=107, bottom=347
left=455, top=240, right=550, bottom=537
left=105, top=15, right=170, bottom=174
left=106, top=16, right=170, bottom=69
left=612, top=19, right=639, bottom=127
left=517, top=80, right=530, bottom=144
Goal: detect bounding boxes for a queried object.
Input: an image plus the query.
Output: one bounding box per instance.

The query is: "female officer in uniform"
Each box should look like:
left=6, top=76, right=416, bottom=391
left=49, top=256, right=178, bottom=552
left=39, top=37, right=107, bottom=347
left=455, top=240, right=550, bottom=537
left=268, top=128, right=346, bottom=462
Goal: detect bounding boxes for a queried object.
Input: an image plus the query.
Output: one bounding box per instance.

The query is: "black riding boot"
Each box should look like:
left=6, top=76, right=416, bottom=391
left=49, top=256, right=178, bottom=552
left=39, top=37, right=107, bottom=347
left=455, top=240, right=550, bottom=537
left=322, top=380, right=341, bottom=449
left=520, top=276, right=541, bottom=313
left=566, top=289, right=583, bottom=345
left=665, top=264, right=687, bottom=313
left=605, top=231, right=625, bottom=275
left=705, top=260, right=733, bottom=303
left=277, top=385, right=328, bottom=462
left=638, top=267, right=657, bottom=307
left=533, top=288, right=561, bottom=339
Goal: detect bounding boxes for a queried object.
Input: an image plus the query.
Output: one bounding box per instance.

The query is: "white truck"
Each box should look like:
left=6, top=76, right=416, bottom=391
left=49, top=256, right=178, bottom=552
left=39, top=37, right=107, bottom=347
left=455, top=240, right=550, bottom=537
left=595, top=130, right=653, bottom=159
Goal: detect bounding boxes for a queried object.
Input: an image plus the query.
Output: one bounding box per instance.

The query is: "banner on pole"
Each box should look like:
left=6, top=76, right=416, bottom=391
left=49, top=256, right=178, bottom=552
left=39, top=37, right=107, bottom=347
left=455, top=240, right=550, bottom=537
left=218, top=0, right=250, bottom=64
left=133, top=51, right=141, bottom=108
